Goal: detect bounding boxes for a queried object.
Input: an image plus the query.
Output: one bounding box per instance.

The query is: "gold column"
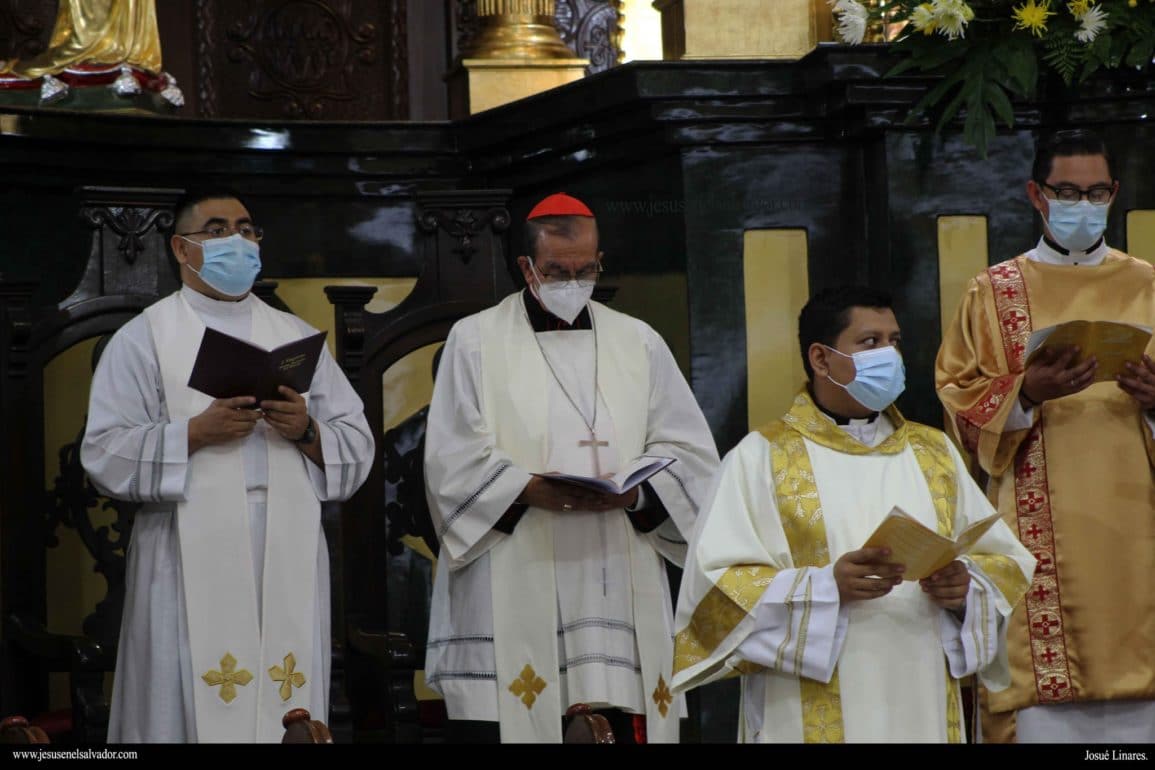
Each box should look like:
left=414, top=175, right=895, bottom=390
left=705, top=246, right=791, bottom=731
left=448, top=0, right=589, bottom=118
left=655, top=0, right=835, bottom=61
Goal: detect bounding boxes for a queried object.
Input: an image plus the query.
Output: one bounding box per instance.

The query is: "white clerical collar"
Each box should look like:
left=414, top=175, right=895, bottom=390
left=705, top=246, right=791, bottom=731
left=1030, top=236, right=1109, bottom=267
left=818, top=410, right=895, bottom=448
left=180, top=284, right=254, bottom=318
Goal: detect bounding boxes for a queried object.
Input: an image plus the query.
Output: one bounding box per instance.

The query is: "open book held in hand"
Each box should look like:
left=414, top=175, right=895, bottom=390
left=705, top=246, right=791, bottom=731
left=533, top=456, right=675, bottom=496
left=1026, top=320, right=1152, bottom=383
left=861, top=506, right=1003, bottom=581
left=188, top=327, right=327, bottom=404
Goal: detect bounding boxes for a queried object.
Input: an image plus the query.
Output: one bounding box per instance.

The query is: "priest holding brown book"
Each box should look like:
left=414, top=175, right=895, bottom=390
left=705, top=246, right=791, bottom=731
left=81, top=188, right=374, bottom=742
left=422, top=193, right=719, bottom=743
left=937, top=128, right=1155, bottom=743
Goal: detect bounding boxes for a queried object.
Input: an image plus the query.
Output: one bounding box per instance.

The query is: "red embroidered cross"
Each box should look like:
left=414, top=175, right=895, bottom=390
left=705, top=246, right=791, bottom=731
left=991, top=265, right=1013, bottom=278
left=1034, top=552, right=1052, bottom=570
left=1032, top=614, right=1059, bottom=636
left=1042, top=677, right=1069, bottom=698
left=1011, top=342, right=1025, bottom=361
left=1041, top=648, right=1058, bottom=665
left=1024, top=523, right=1044, bottom=541
left=1002, top=314, right=1025, bottom=332
left=1018, top=491, right=1046, bottom=513
left=1031, top=584, right=1049, bottom=602
left=1019, top=461, right=1037, bottom=478
left=1001, top=287, right=1018, bottom=300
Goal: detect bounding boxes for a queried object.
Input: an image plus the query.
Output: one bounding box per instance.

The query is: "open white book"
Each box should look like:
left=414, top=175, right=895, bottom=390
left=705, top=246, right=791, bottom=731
left=1026, top=320, right=1152, bottom=383
left=532, top=455, right=676, bottom=496
left=861, top=506, right=1003, bottom=581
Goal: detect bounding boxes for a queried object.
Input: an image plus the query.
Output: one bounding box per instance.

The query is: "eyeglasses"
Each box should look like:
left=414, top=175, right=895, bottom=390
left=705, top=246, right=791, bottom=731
left=1038, top=181, right=1115, bottom=206
left=534, top=261, right=603, bottom=284
left=179, top=223, right=265, bottom=241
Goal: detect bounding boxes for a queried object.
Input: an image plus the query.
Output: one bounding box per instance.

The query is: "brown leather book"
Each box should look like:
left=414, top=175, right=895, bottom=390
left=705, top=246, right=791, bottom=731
left=187, top=327, right=327, bottom=403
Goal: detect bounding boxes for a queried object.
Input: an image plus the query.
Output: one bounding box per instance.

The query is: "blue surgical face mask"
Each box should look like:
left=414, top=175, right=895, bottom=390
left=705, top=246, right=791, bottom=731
left=824, top=345, right=906, bottom=412
left=180, top=233, right=261, bottom=297
left=1046, top=199, right=1109, bottom=253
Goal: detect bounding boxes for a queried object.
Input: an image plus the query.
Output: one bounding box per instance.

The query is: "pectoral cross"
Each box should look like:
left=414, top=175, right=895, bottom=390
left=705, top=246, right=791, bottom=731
left=578, top=430, right=609, bottom=478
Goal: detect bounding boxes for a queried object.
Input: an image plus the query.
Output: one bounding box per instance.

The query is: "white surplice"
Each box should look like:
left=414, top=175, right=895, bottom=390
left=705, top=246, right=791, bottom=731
left=671, top=408, right=1036, bottom=743
left=81, top=286, right=374, bottom=742
left=424, top=293, right=719, bottom=741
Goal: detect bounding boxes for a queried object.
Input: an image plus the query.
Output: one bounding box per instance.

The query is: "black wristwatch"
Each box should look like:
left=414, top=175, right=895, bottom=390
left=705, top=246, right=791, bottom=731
left=294, top=417, right=317, bottom=444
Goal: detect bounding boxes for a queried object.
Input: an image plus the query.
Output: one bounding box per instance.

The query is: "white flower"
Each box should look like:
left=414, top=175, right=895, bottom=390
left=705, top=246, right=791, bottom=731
left=829, top=0, right=869, bottom=45
left=910, top=4, right=938, bottom=34
left=931, top=0, right=976, bottom=40
left=1075, top=5, right=1108, bottom=43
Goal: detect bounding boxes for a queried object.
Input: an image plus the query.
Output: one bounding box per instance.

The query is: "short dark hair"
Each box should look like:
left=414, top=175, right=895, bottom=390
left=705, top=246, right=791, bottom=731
left=523, top=214, right=597, bottom=259
left=1032, top=129, right=1114, bottom=183
left=798, top=286, right=895, bottom=381
left=171, top=186, right=250, bottom=234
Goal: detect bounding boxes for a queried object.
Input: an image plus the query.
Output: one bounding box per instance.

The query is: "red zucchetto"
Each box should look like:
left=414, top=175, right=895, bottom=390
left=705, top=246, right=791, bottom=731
left=526, top=193, right=594, bottom=220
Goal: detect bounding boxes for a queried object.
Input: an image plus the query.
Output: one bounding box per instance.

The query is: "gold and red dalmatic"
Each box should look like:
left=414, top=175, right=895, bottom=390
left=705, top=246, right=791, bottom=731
left=988, top=258, right=1073, bottom=705
left=952, top=261, right=1031, bottom=452
left=954, top=374, right=1015, bottom=454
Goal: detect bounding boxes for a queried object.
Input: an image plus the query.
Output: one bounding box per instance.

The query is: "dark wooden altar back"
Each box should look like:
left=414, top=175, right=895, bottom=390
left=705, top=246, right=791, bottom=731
left=0, top=187, right=183, bottom=742
left=326, top=189, right=516, bottom=743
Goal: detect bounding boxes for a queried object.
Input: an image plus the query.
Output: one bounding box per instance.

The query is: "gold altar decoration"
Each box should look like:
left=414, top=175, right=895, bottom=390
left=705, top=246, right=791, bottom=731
left=466, top=0, right=578, bottom=60
left=0, top=0, right=181, bottom=111
left=448, top=0, right=588, bottom=118
left=3, top=0, right=162, bottom=80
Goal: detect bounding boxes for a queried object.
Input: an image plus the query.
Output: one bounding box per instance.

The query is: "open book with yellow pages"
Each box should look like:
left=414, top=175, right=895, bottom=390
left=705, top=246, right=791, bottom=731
left=861, top=506, right=1003, bottom=581
left=1025, top=320, right=1152, bottom=383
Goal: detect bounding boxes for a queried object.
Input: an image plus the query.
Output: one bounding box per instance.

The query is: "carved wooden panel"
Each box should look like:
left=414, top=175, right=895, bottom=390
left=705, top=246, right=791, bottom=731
left=454, top=0, right=479, bottom=61
left=194, top=0, right=407, bottom=120
left=0, top=0, right=54, bottom=63
left=556, top=0, right=622, bottom=75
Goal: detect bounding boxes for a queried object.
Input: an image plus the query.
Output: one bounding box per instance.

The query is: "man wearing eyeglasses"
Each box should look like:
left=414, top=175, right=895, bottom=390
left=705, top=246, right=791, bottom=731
left=81, top=188, right=375, bottom=742
left=423, top=193, right=719, bottom=742
left=936, top=129, right=1155, bottom=743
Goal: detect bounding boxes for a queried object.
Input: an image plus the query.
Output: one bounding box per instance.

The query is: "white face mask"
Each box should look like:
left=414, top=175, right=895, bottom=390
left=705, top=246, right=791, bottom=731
left=529, top=260, right=595, bottom=324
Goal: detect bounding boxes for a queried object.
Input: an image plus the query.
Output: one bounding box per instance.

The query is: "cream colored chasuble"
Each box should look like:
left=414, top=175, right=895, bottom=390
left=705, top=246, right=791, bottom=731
left=146, top=291, right=319, bottom=742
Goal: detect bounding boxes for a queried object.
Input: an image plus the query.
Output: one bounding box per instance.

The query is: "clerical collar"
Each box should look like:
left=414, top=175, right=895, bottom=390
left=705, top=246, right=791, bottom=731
left=1034, top=235, right=1108, bottom=266
left=180, top=284, right=253, bottom=317
left=811, top=390, right=878, bottom=425
left=522, top=288, right=592, bottom=332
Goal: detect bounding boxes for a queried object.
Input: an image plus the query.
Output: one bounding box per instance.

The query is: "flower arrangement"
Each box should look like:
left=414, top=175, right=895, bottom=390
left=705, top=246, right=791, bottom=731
left=828, top=0, right=1155, bottom=154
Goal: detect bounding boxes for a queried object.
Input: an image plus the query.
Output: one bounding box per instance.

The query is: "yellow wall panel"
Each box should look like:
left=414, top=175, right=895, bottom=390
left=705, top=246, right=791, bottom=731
left=1127, top=210, right=1155, bottom=264
left=744, top=229, right=809, bottom=431
left=937, top=216, right=989, bottom=333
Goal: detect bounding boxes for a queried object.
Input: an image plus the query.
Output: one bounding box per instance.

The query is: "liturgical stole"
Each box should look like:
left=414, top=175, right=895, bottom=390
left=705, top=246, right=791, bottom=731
left=146, top=292, right=319, bottom=742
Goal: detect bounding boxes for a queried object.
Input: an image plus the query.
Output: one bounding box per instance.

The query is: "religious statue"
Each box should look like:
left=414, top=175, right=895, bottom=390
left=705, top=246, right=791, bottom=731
left=0, top=0, right=182, bottom=109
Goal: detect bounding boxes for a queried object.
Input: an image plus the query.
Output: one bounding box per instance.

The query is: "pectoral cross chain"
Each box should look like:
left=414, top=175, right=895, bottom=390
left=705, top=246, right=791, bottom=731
left=578, top=430, right=610, bottom=479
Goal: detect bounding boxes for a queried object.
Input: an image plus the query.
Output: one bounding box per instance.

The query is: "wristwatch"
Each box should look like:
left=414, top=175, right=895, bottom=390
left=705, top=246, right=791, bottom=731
left=294, top=417, right=317, bottom=444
